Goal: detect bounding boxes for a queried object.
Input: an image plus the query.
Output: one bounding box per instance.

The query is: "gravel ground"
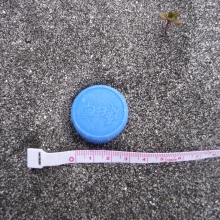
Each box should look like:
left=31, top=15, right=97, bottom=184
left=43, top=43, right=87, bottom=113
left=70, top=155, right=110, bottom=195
left=1, top=0, right=220, bottom=219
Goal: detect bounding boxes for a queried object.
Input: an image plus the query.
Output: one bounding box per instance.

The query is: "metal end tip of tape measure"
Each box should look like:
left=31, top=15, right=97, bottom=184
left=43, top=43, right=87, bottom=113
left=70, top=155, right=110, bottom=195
left=27, top=148, right=220, bottom=169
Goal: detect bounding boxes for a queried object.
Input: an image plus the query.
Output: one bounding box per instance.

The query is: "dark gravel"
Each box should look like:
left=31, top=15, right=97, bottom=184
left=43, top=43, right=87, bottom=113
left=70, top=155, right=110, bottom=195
left=1, top=0, right=220, bottom=219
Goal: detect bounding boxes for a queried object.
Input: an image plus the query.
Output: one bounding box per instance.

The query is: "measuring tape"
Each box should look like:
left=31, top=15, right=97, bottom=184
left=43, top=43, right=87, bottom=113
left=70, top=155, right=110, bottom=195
left=27, top=148, right=220, bottom=168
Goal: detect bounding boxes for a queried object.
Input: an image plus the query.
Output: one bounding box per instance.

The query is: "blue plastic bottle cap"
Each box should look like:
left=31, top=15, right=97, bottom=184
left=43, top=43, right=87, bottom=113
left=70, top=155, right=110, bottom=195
left=71, top=85, right=128, bottom=144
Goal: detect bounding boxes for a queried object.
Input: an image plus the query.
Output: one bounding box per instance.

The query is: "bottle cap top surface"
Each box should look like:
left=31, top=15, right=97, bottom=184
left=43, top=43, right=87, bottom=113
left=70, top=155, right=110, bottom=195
left=71, top=85, right=128, bottom=144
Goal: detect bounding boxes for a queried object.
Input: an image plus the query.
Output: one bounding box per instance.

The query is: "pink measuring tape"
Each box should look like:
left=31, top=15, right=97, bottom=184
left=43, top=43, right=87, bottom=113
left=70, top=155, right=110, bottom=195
left=27, top=148, right=220, bottom=168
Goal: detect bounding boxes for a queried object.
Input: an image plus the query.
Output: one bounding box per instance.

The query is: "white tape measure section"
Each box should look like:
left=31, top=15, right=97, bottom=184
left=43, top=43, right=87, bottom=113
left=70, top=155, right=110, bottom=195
left=27, top=148, right=220, bottom=168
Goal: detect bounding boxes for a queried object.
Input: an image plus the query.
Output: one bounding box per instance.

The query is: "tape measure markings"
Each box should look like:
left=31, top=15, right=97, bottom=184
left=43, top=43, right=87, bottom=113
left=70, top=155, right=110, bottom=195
left=27, top=148, right=220, bottom=168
